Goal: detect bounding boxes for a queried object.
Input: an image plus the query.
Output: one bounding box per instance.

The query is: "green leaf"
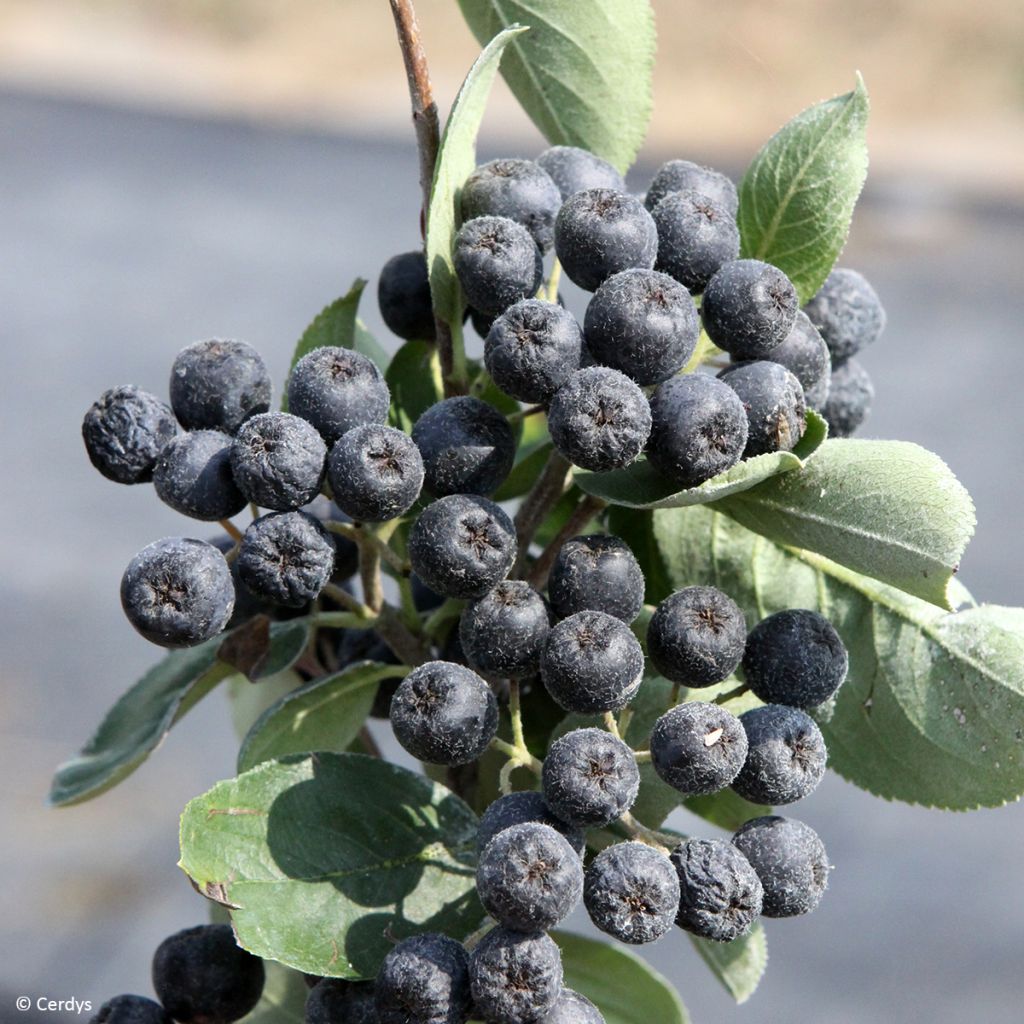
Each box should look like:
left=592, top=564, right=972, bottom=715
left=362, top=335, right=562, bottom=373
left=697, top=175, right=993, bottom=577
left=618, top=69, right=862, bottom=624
left=425, top=27, right=528, bottom=325
left=683, top=789, right=772, bottom=833
left=239, top=961, right=307, bottom=1024
left=654, top=505, right=1024, bottom=809
left=738, top=75, right=870, bottom=304
left=283, top=281, right=389, bottom=409
left=712, top=438, right=976, bottom=608
left=218, top=618, right=314, bottom=682
left=178, top=753, right=481, bottom=977
left=554, top=931, right=689, bottom=1024
left=494, top=436, right=553, bottom=501
left=456, top=1, right=656, bottom=173
left=50, top=635, right=234, bottom=807
left=237, top=662, right=408, bottom=773
left=386, top=340, right=445, bottom=432
left=576, top=410, right=827, bottom=509
left=607, top=506, right=672, bottom=606
left=689, top=922, right=768, bottom=1005
left=228, top=671, right=305, bottom=743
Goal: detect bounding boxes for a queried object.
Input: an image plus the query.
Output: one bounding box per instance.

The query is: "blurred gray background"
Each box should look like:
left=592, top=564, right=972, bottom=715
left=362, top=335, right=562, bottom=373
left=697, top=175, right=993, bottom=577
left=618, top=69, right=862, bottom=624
left=2, top=2, right=1024, bottom=1021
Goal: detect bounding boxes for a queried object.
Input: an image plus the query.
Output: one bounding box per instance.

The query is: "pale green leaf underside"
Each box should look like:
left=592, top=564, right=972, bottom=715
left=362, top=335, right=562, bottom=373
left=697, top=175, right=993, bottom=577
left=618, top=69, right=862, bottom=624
left=738, top=74, right=869, bottom=303
left=713, top=438, right=975, bottom=608
left=49, top=635, right=231, bottom=807
left=456, top=0, right=655, bottom=173
left=50, top=619, right=312, bottom=807
left=426, top=26, right=528, bottom=324
left=689, top=922, right=768, bottom=1005
left=283, top=281, right=388, bottom=411
left=654, top=506, right=1024, bottom=809
left=237, top=661, right=408, bottom=773
left=554, top=931, right=689, bottom=1024
left=575, top=410, right=826, bottom=509
left=178, top=753, right=481, bottom=978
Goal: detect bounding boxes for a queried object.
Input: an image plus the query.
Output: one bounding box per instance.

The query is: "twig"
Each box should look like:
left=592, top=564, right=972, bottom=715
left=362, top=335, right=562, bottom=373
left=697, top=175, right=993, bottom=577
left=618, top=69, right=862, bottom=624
left=389, top=0, right=439, bottom=225
left=513, top=450, right=572, bottom=573
left=324, top=520, right=410, bottom=575
left=526, top=494, right=608, bottom=588
left=360, top=726, right=383, bottom=758
left=375, top=604, right=433, bottom=667
left=321, top=583, right=375, bottom=620
left=219, top=518, right=243, bottom=543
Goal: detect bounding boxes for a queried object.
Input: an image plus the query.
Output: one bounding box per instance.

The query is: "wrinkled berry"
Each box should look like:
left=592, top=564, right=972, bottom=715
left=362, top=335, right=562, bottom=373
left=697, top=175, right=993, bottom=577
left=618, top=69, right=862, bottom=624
left=459, top=580, right=551, bottom=679
left=733, top=704, right=827, bottom=805
left=153, top=430, right=247, bottom=521
left=702, top=260, right=798, bottom=359
left=477, top=822, right=583, bottom=932
left=547, top=534, right=644, bottom=624
left=408, top=495, right=517, bottom=600
left=230, top=412, right=327, bottom=512
left=671, top=838, right=763, bottom=942
left=151, top=924, right=265, bottom=1024
left=454, top=216, right=543, bottom=316
left=412, top=397, right=515, bottom=498
left=378, top=250, right=435, bottom=341
left=584, top=841, right=680, bottom=945
left=718, top=360, right=806, bottom=457
left=652, top=189, right=740, bottom=294
left=327, top=424, right=424, bottom=522
left=548, top=367, right=651, bottom=472
left=461, top=159, right=562, bottom=252
left=390, top=660, right=498, bottom=765
left=822, top=357, right=873, bottom=437
left=584, top=269, right=699, bottom=385
left=647, top=586, right=746, bottom=686
left=542, top=728, right=639, bottom=827
left=537, top=145, right=625, bottom=200
left=469, top=928, right=563, bottom=1024
left=82, top=385, right=179, bottom=485
left=476, top=791, right=585, bottom=858
left=540, top=611, right=644, bottom=714
left=555, top=189, right=657, bottom=292
left=646, top=374, right=748, bottom=489
left=375, top=933, right=471, bottom=1024
left=237, top=511, right=335, bottom=607
left=742, top=609, right=848, bottom=708
left=485, top=300, right=584, bottom=404
left=803, top=267, right=885, bottom=362
left=169, top=339, right=271, bottom=434
left=644, top=159, right=738, bottom=218
left=287, top=347, right=390, bottom=445
left=121, top=538, right=234, bottom=647
left=732, top=815, right=829, bottom=918
left=650, top=702, right=748, bottom=796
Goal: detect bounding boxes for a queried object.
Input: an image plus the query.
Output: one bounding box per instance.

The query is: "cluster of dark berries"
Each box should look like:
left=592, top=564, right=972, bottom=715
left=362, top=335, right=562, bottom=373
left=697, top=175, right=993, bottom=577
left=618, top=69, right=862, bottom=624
left=385, top=521, right=844, bottom=1001
left=90, top=924, right=265, bottom=1024
left=380, top=149, right=884, bottom=495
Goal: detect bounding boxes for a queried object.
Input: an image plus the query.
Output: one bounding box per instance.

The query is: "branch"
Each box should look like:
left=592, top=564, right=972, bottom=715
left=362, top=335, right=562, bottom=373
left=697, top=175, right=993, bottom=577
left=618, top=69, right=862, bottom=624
left=513, top=451, right=572, bottom=574
left=389, top=1, right=468, bottom=398
left=526, top=494, right=608, bottom=588
left=389, top=0, right=440, bottom=223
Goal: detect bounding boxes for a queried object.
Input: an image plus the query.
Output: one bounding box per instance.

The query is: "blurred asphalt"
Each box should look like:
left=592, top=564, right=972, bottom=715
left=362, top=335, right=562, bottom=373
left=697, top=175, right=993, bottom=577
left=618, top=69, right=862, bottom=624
left=1, top=89, right=1022, bottom=1023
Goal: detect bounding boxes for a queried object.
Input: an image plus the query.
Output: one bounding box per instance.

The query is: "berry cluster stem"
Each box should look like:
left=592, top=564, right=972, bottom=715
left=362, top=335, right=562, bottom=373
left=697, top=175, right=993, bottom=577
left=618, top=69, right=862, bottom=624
left=618, top=811, right=674, bottom=853
left=320, top=583, right=375, bottom=620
